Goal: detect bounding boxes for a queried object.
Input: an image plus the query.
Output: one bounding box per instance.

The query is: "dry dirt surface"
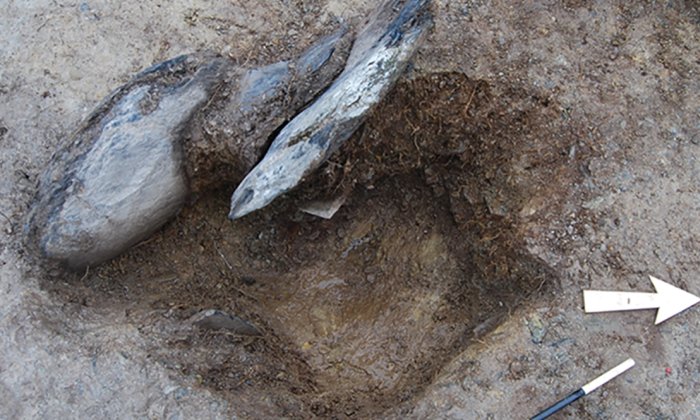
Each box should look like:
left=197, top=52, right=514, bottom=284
left=2, top=0, right=700, bottom=418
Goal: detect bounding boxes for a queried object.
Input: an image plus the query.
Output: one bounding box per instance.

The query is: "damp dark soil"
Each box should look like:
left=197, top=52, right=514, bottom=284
left=40, top=71, right=588, bottom=417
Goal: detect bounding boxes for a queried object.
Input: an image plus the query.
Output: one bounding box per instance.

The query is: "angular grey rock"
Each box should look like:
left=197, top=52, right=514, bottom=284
left=228, top=0, right=433, bottom=219
left=299, top=194, right=347, bottom=219
left=27, top=30, right=352, bottom=269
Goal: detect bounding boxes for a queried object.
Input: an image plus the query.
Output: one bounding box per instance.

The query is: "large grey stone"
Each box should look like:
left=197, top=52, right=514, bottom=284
left=27, top=30, right=352, bottom=268
left=28, top=54, right=224, bottom=268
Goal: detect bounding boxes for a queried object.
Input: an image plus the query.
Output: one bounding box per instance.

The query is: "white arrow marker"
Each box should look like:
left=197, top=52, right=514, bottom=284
left=584, top=276, right=700, bottom=324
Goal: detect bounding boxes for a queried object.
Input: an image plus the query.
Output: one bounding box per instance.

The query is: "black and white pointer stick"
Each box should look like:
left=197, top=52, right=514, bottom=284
left=531, top=358, right=635, bottom=420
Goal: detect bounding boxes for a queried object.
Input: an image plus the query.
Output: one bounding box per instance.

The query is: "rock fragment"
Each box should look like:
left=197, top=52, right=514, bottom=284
left=299, top=195, right=347, bottom=219
left=191, top=309, right=261, bottom=336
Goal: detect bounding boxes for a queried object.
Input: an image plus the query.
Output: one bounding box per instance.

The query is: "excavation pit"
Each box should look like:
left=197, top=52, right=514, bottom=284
left=39, top=72, right=584, bottom=417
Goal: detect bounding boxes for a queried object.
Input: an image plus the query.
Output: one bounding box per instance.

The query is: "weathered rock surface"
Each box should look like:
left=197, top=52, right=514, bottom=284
left=228, top=0, right=433, bottom=219
left=27, top=54, right=225, bottom=268
left=27, top=30, right=352, bottom=268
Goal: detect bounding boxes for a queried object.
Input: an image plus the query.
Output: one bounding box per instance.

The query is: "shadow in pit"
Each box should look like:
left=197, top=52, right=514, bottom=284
left=38, top=72, right=586, bottom=418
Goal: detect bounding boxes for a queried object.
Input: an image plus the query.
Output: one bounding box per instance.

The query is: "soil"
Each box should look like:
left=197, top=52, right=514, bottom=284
left=2, top=0, right=699, bottom=419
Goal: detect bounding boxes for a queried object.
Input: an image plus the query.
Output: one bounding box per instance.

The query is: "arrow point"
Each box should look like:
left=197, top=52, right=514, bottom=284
left=650, top=276, right=700, bottom=324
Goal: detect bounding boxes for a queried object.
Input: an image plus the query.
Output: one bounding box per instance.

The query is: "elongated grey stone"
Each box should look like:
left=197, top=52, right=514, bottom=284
left=27, top=30, right=351, bottom=268
left=228, top=0, right=432, bottom=219
left=191, top=309, right=261, bottom=336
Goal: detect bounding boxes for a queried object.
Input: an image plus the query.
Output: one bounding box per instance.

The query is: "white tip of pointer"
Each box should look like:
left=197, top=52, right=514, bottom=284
left=581, top=358, right=635, bottom=395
